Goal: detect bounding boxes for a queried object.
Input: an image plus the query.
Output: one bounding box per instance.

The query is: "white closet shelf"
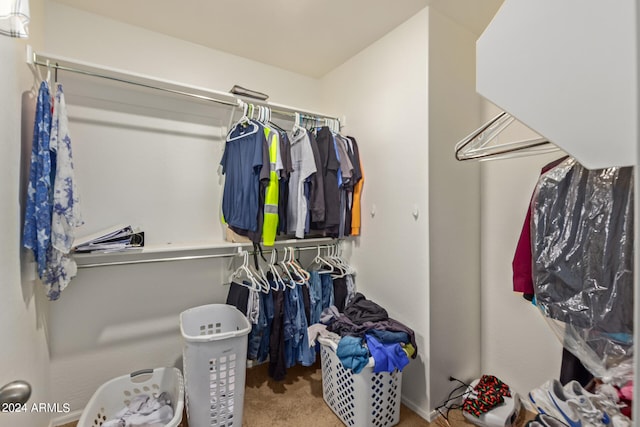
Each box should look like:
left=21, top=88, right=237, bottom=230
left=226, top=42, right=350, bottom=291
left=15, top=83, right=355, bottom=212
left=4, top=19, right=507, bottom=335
left=73, top=237, right=337, bottom=268
left=27, top=46, right=342, bottom=123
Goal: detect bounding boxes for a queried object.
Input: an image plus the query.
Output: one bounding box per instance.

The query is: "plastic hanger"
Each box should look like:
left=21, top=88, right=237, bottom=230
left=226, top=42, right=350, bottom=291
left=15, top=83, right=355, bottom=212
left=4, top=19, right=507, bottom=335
left=251, top=264, right=271, bottom=293
left=229, top=251, right=260, bottom=291
left=308, top=245, right=334, bottom=274
left=256, top=105, right=263, bottom=123
left=227, top=102, right=258, bottom=142
left=247, top=250, right=270, bottom=293
left=278, top=248, right=297, bottom=289
left=45, top=60, right=51, bottom=85
left=327, top=244, right=348, bottom=278
left=286, top=246, right=310, bottom=284
left=454, top=111, right=558, bottom=161
left=267, top=248, right=285, bottom=291
left=335, top=243, right=355, bottom=276
left=292, top=112, right=306, bottom=136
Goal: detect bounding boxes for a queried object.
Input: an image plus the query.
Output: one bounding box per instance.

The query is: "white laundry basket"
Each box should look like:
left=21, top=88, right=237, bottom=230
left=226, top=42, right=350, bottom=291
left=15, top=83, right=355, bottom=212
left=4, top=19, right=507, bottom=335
left=319, top=338, right=402, bottom=427
left=77, top=367, right=184, bottom=427
left=180, top=304, right=251, bottom=427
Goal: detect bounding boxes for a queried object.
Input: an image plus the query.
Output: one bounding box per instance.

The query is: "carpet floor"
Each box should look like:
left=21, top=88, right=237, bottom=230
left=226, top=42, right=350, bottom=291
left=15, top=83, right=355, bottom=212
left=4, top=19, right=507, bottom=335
left=61, top=361, right=535, bottom=427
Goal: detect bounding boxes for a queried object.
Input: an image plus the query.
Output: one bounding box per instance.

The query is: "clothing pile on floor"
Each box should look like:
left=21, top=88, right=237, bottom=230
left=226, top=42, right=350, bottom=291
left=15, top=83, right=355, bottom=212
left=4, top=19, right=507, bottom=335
left=309, top=292, right=417, bottom=374
left=462, top=375, right=512, bottom=417
left=102, top=392, right=174, bottom=427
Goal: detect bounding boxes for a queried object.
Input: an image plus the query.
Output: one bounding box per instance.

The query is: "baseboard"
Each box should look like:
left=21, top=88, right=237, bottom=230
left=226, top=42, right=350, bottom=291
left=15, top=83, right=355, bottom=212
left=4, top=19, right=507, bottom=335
left=401, top=395, right=434, bottom=422
left=50, top=409, right=82, bottom=426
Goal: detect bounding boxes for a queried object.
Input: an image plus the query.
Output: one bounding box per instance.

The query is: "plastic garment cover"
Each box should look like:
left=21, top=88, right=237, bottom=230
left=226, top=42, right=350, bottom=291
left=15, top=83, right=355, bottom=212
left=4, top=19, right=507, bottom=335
left=532, top=157, right=634, bottom=383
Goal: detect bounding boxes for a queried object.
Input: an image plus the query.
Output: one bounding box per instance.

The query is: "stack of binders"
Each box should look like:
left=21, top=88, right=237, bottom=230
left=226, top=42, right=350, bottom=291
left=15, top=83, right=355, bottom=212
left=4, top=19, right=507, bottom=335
left=73, top=224, right=144, bottom=253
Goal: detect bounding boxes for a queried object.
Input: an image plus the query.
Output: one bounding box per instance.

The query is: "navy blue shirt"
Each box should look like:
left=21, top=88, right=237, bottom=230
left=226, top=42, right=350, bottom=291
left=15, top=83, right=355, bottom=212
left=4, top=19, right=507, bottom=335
left=221, top=121, right=266, bottom=231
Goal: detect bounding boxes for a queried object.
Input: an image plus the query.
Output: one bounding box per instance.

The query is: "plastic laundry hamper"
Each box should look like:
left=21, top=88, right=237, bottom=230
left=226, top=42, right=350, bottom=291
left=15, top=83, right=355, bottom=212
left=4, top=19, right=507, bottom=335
left=77, top=367, right=184, bottom=427
left=319, top=337, right=402, bottom=427
left=180, top=304, right=251, bottom=427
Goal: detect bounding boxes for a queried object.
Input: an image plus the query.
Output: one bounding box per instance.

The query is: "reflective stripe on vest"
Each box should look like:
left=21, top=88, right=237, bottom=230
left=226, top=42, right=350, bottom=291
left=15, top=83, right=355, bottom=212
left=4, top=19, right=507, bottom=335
left=262, top=128, right=279, bottom=246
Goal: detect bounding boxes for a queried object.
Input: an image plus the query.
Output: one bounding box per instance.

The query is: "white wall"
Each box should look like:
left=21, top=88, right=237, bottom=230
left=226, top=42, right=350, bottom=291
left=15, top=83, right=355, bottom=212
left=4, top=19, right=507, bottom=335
left=0, top=1, right=53, bottom=426
left=479, top=102, right=564, bottom=395
left=427, top=8, right=482, bottom=412
left=44, top=2, right=324, bottom=113
left=40, top=1, right=328, bottom=416
left=321, top=8, right=431, bottom=416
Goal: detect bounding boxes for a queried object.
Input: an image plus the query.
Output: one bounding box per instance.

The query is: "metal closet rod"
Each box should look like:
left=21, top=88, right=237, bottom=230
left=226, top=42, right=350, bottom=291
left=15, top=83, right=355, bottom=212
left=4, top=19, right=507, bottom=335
left=28, top=48, right=341, bottom=123
left=76, top=242, right=339, bottom=269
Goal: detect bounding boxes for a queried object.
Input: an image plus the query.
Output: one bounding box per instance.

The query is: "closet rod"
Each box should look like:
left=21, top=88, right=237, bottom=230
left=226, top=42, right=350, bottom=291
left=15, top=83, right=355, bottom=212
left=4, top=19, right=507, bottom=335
left=76, top=243, right=338, bottom=269
left=27, top=47, right=342, bottom=123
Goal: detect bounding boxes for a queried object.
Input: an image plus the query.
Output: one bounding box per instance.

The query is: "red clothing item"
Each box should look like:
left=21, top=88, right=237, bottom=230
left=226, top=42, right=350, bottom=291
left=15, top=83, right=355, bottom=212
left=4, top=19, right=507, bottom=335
left=512, top=156, right=569, bottom=294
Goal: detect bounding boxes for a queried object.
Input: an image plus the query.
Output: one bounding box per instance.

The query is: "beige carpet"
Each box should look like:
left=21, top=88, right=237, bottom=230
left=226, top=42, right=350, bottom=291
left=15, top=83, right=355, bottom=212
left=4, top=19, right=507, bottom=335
left=61, top=362, right=534, bottom=426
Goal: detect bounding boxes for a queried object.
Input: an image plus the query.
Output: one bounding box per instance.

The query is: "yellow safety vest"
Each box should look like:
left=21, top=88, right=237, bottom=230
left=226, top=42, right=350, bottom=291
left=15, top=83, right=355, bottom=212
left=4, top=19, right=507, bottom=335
left=262, top=127, right=279, bottom=246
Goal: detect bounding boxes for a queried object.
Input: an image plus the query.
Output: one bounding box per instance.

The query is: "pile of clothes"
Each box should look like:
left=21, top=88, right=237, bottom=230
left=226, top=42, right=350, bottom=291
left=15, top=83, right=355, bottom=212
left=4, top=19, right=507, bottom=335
left=103, top=392, right=174, bottom=427
left=308, top=292, right=417, bottom=374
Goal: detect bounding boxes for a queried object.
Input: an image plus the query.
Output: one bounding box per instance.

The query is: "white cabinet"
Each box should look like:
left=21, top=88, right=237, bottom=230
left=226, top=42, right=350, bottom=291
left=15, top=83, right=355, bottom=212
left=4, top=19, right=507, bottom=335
left=477, top=0, right=638, bottom=169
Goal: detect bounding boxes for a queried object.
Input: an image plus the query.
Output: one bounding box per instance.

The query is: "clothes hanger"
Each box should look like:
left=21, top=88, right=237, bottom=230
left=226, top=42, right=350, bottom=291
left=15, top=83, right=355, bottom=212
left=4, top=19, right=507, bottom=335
left=279, top=247, right=298, bottom=289
left=292, top=112, right=305, bottom=135
left=454, top=111, right=558, bottom=161
left=248, top=250, right=271, bottom=293
left=257, top=105, right=264, bottom=123
left=229, top=251, right=260, bottom=291
left=335, top=243, right=355, bottom=275
left=227, top=102, right=258, bottom=142
left=308, top=245, right=334, bottom=274
left=268, top=114, right=287, bottom=133
left=45, top=59, right=51, bottom=86
left=267, top=248, right=285, bottom=291
left=286, top=246, right=310, bottom=284
left=327, top=243, right=348, bottom=278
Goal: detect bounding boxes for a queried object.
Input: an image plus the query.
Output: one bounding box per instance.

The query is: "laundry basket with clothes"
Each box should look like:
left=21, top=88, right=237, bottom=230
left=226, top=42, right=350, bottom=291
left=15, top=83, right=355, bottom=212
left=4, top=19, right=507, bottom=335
left=312, top=292, right=416, bottom=427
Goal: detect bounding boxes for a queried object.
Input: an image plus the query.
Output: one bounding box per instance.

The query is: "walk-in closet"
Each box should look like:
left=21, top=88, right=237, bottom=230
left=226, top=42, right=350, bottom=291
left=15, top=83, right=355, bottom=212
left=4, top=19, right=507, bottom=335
left=1, top=1, right=638, bottom=426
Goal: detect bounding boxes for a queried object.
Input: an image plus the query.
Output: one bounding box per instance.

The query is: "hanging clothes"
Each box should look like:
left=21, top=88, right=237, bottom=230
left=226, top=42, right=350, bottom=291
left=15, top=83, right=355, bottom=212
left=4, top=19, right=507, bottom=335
left=43, top=83, right=84, bottom=300
left=531, top=157, right=634, bottom=381
left=313, top=127, right=340, bottom=234
left=23, top=81, right=53, bottom=280
left=334, top=134, right=353, bottom=238
left=307, top=131, right=325, bottom=224
left=220, top=120, right=269, bottom=236
left=532, top=158, right=634, bottom=336
left=268, top=288, right=287, bottom=381
left=346, top=136, right=363, bottom=236
left=286, top=128, right=316, bottom=238
left=512, top=156, right=568, bottom=299
left=277, top=131, right=293, bottom=235
left=261, top=127, right=281, bottom=246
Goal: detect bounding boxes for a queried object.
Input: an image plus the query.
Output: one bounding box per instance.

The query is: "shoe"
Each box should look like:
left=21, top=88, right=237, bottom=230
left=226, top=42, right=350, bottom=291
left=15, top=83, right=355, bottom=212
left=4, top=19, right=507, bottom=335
left=564, top=380, right=631, bottom=427
left=528, top=380, right=606, bottom=427
left=529, top=380, right=558, bottom=416
left=526, top=413, right=570, bottom=426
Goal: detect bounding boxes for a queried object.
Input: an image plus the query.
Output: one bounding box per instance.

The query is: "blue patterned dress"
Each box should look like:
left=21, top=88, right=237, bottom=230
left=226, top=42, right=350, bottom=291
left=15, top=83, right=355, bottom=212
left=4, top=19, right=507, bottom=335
left=23, top=81, right=52, bottom=280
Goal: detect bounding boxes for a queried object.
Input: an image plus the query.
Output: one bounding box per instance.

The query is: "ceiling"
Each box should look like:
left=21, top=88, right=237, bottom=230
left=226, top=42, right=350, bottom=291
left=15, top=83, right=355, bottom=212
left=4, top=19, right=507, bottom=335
left=51, top=0, right=503, bottom=78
